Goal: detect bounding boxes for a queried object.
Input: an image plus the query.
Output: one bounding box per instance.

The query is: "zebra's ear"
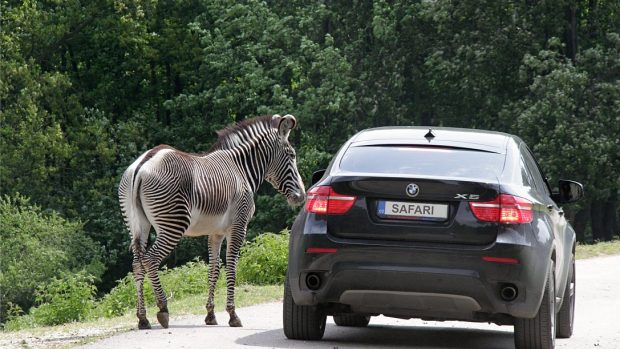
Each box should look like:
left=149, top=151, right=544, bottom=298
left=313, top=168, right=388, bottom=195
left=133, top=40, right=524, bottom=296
left=274, top=114, right=296, bottom=139
left=271, top=114, right=282, bottom=127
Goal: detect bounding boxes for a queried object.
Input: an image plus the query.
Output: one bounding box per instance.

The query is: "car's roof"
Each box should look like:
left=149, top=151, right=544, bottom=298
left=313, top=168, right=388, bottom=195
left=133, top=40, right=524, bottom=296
left=349, top=126, right=520, bottom=153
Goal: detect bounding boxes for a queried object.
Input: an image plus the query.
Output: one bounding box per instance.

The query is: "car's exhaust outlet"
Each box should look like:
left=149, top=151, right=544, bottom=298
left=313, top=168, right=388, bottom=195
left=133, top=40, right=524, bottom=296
left=306, top=273, right=321, bottom=290
left=500, top=284, right=518, bottom=301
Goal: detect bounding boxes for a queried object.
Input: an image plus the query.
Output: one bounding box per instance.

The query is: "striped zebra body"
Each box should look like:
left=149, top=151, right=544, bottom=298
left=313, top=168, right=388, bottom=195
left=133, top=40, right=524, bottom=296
left=118, top=115, right=305, bottom=329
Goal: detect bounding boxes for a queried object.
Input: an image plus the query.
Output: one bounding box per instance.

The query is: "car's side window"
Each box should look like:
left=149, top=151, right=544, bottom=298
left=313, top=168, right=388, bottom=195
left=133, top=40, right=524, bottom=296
left=521, top=145, right=551, bottom=197
left=519, top=152, right=535, bottom=189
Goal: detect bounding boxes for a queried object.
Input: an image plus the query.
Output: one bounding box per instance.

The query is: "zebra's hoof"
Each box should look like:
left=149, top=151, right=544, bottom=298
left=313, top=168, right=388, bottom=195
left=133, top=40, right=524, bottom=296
left=156, top=311, right=169, bottom=329
left=228, top=317, right=243, bottom=327
left=205, top=314, right=218, bottom=326
left=138, top=318, right=151, bottom=330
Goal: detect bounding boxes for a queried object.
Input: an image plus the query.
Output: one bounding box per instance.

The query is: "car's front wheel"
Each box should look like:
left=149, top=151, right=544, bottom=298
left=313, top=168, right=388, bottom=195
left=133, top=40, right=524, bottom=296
left=514, top=262, right=556, bottom=349
left=333, top=314, right=370, bottom=327
left=556, top=254, right=575, bottom=338
left=283, top=276, right=326, bottom=340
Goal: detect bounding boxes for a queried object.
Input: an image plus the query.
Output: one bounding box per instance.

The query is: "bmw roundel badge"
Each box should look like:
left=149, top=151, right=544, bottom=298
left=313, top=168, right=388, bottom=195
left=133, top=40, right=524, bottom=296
left=406, top=183, right=420, bottom=197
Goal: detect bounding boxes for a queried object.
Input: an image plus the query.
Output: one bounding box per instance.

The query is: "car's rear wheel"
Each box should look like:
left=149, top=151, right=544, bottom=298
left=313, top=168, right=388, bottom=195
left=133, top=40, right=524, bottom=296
left=283, top=276, right=326, bottom=340
left=333, top=314, right=370, bottom=327
left=556, top=254, right=575, bottom=338
left=514, top=262, right=556, bottom=349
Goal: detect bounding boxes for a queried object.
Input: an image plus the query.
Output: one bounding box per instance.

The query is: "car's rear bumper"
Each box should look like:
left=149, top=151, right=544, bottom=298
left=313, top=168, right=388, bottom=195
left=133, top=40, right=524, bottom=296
left=288, top=218, right=552, bottom=323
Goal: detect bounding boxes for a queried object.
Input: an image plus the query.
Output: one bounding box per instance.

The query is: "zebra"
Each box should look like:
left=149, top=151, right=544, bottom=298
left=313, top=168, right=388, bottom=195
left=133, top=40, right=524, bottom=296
left=118, top=114, right=305, bottom=330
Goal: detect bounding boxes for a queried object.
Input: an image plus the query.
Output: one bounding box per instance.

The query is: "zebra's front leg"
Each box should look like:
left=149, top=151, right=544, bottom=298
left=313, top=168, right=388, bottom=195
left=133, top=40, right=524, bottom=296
left=205, top=234, right=224, bottom=326
left=225, top=228, right=247, bottom=327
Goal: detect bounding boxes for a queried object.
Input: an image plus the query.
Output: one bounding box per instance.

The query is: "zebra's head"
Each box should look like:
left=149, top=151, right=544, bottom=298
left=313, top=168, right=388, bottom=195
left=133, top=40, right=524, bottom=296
left=266, top=114, right=306, bottom=207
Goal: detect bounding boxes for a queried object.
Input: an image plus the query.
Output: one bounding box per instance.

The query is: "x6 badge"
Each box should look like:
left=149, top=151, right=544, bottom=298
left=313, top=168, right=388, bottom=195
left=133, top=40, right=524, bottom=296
left=455, top=193, right=480, bottom=200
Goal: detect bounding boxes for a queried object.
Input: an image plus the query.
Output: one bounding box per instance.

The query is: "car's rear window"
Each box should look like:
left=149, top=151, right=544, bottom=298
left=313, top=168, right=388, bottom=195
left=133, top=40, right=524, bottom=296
left=339, top=145, right=504, bottom=180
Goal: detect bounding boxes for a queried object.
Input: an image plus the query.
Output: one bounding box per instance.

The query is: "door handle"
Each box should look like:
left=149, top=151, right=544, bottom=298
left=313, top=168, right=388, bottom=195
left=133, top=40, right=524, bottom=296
left=558, top=210, right=564, bottom=216
left=546, top=205, right=553, bottom=211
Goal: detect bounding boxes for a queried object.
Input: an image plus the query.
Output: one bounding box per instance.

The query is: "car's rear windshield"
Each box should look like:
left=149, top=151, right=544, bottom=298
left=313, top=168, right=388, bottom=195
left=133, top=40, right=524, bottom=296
left=339, top=145, right=504, bottom=180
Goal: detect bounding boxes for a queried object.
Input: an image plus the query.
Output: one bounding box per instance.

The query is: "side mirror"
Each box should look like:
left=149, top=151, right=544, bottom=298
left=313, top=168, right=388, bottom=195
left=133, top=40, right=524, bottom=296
left=310, top=169, right=326, bottom=186
left=551, top=180, right=584, bottom=204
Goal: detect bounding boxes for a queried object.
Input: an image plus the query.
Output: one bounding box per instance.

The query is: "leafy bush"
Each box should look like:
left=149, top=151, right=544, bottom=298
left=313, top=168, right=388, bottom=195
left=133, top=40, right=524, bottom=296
left=30, top=274, right=97, bottom=326
left=0, top=195, right=104, bottom=324
left=4, top=274, right=96, bottom=329
left=4, top=231, right=289, bottom=329
left=95, top=231, right=289, bottom=319
left=2, top=313, right=36, bottom=331
left=237, top=231, right=289, bottom=285
left=93, top=260, right=213, bottom=318
left=91, top=273, right=138, bottom=318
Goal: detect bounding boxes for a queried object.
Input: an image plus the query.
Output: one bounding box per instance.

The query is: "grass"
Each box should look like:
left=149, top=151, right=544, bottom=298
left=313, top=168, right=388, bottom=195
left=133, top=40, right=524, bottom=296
left=576, top=238, right=620, bottom=260
left=0, top=283, right=283, bottom=349
left=165, top=283, right=283, bottom=315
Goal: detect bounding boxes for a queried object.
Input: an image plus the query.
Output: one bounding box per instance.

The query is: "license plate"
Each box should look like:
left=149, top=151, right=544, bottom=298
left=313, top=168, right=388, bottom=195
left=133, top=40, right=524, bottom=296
left=377, top=200, right=448, bottom=221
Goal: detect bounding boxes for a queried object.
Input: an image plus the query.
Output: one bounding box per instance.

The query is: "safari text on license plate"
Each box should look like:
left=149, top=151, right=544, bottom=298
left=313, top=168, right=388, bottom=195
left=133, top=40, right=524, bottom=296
left=377, top=201, right=448, bottom=221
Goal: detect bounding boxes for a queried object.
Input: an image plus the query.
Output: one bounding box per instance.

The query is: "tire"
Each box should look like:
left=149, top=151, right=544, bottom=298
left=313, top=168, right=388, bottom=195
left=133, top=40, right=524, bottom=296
left=283, top=276, right=326, bottom=340
left=333, top=314, right=370, bottom=327
left=514, top=262, right=556, bottom=349
left=556, top=255, right=575, bottom=338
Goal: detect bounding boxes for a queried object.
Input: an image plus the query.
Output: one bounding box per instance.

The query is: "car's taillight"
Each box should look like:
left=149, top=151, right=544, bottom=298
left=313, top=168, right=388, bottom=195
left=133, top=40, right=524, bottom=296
left=305, top=185, right=356, bottom=215
left=469, top=194, right=533, bottom=224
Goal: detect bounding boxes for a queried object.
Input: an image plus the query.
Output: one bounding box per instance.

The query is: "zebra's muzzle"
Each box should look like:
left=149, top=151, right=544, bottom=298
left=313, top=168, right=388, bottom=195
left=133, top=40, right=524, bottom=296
left=287, top=192, right=306, bottom=207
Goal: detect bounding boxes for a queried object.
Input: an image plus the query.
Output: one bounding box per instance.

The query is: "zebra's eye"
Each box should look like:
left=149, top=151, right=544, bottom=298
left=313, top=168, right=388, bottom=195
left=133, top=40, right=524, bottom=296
left=286, top=148, right=296, bottom=158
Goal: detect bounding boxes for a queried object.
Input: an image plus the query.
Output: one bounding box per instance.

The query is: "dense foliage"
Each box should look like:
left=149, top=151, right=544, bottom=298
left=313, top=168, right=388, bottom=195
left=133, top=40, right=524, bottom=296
left=4, top=273, right=97, bottom=330
left=0, top=195, right=104, bottom=324
left=1, top=0, right=618, bottom=324
left=237, top=231, right=289, bottom=285
left=27, top=273, right=97, bottom=326
left=5, top=230, right=288, bottom=330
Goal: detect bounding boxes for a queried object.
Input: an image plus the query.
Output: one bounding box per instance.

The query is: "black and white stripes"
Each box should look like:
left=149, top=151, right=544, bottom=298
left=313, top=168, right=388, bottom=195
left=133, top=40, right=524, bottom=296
left=118, top=114, right=305, bottom=329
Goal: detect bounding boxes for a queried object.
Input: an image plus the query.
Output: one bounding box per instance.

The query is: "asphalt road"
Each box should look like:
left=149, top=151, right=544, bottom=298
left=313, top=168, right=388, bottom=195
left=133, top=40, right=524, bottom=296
left=79, top=254, right=620, bottom=349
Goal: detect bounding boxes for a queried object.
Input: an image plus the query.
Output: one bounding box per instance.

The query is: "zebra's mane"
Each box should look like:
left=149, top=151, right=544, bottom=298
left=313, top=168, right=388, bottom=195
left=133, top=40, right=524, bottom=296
left=208, top=115, right=275, bottom=152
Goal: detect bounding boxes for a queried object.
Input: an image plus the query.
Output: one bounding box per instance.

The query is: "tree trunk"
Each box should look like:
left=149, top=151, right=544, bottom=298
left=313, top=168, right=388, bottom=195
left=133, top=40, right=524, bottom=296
left=591, top=201, right=606, bottom=241
left=67, top=44, right=79, bottom=78
left=603, top=193, right=617, bottom=241
left=165, top=63, right=172, bottom=126
left=587, top=0, right=598, bottom=41
left=150, top=62, right=162, bottom=124
left=570, top=207, right=589, bottom=242
left=564, top=2, right=578, bottom=60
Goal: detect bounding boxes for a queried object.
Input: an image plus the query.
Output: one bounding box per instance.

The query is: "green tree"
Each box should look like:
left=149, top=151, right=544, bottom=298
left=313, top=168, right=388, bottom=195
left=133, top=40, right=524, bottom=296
left=0, top=6, right=76, bottom=210
left=2, top=0, right=619, bottom=305
left=504, top=35, right=620, bottom=241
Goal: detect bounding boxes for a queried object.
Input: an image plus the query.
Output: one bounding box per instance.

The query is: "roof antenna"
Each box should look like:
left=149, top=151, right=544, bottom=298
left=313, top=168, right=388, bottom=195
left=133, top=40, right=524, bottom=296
left=424, top=128, right=435, bottom=142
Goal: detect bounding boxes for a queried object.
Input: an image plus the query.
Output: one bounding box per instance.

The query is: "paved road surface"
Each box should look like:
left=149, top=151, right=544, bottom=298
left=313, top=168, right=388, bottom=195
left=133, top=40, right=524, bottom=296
left=79, top=255, right=620, bottom=349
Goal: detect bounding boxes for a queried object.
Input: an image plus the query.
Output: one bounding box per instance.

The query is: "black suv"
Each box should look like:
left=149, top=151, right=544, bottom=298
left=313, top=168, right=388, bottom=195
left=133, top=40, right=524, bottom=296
left=283, top=127, right=583, bottom=349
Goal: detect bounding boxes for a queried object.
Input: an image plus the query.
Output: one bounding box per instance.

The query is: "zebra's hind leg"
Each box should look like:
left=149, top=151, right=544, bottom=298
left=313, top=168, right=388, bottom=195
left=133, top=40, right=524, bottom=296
left=224, top=228, right=246, bottom=327
left=144, top=229, right=184, bottom=329
left=132, top=242, right=151, bottom=329
left=205, top=234, right=224, bottom=326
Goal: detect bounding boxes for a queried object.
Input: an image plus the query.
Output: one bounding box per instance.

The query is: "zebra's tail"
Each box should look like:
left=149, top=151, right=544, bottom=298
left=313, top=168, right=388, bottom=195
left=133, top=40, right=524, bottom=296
left=119, top=164, right=151, bottom=254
